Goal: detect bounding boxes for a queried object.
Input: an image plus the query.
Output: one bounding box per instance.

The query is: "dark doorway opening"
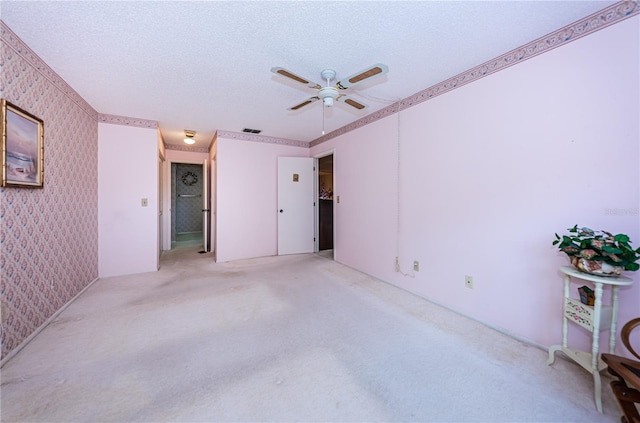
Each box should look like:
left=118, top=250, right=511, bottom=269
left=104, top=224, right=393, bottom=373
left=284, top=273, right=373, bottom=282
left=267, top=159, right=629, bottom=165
left=318, top=155, right=334, bottom=251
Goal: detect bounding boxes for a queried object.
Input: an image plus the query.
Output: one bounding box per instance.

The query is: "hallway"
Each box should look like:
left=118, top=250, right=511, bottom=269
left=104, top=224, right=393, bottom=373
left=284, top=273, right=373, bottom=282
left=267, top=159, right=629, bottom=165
left=171, top=231, right=203, bottom=249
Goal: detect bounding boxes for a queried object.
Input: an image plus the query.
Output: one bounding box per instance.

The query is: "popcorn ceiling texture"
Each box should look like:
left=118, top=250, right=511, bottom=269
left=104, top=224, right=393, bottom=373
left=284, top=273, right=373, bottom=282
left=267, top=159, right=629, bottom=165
left=310, top=0, right=640, bottom=147
left=0, top=1, right=626, bottom=145
left=0, top=26, right=99, bottom=360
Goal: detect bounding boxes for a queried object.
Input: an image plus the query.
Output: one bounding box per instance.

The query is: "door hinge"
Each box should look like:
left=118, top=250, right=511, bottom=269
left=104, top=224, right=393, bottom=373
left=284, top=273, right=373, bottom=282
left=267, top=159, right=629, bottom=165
left=314, top=237, right=316, bottom=242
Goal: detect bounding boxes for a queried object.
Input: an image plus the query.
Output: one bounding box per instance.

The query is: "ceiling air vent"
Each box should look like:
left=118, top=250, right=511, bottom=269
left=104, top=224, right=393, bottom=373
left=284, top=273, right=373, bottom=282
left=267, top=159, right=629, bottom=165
left=242, top=128, right=262, bottom=134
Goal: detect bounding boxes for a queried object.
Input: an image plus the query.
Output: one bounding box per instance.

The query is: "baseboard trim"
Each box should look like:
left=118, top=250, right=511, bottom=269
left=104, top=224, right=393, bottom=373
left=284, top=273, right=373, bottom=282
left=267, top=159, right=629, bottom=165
left=1, top=277, right=100, bottom=368
left=335, top=258, right=548, bottom=353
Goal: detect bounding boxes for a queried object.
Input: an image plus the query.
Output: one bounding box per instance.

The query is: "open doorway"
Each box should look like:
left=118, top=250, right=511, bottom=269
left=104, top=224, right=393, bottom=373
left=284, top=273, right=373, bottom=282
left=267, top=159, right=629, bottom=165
left=318, top=154, right=334, bottom=257
left=171, top=162, right=204, bottom=249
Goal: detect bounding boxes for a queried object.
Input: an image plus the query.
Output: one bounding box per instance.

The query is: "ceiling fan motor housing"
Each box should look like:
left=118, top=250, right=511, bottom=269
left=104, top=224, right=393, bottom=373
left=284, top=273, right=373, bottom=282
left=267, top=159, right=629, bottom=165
left=319, top=87, right=338, bottom=107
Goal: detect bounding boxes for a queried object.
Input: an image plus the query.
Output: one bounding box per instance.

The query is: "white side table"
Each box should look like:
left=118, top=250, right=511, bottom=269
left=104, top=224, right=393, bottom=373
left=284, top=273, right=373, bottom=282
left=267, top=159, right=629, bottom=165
left=547, top=265, right=634, bottom=413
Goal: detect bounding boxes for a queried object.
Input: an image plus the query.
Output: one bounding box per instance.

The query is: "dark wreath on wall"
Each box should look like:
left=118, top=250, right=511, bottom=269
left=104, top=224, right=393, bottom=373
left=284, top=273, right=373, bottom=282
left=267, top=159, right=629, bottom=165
left=1, top=99, right=44, bottom=188
left=182, top=171, right=198, bottom=186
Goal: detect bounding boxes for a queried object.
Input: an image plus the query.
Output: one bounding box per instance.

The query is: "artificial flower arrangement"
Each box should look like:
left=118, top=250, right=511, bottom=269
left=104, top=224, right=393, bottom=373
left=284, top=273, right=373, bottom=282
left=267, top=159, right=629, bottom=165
left=553, top=225, right=640, bottom=276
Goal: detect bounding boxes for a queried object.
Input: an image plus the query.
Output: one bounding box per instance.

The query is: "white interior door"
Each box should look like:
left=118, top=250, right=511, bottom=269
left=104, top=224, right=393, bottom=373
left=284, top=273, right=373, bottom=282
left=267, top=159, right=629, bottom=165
left=202, top=159, right=210, bottom=252
left=278, top=157, right=315, bottom=255
left=211, top=157, right=217, bottom=256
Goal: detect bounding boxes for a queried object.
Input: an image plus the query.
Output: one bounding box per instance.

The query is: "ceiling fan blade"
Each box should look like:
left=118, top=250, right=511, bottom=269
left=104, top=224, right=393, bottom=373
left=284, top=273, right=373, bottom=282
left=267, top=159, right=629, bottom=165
left=271, top=67, right=322, bottom=89
left=288, top=96, right=320, bottom=111
left=335, top=63, right=389, bottom=90
left=337, top=95, right=368, bottom=111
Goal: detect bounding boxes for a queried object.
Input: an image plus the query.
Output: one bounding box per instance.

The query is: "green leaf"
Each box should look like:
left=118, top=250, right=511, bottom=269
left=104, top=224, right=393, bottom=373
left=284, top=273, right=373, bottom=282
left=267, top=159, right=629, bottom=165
left=603, top=245, right=623, bottom=254
left=569, top=225, right=578, bottom=233
left=625, top=262, right=640, bottom=271
left=614, top=234, right=630, bottom=243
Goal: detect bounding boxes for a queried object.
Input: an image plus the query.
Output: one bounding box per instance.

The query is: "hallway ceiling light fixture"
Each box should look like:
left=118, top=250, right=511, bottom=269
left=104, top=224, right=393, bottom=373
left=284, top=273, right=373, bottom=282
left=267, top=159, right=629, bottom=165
left=183, top=130, right=196, bottom=145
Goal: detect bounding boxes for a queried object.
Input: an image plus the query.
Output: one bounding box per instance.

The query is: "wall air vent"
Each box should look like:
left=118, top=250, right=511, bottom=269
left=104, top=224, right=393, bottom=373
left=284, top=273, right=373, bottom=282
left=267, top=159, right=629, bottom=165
left=242, top=128, right=262, bottom=134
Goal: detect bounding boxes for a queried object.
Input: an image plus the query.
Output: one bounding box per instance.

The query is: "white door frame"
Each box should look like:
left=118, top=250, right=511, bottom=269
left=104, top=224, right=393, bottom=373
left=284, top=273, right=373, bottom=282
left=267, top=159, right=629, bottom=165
left=211, top=155, right=217, bottom=258
left=158, top=155, right=164, bottom=267
left=202, top=158, right=210, bottom=252
left=162, top=159, right=209, bottom=251
left=313, top=149, right=335, bottom=253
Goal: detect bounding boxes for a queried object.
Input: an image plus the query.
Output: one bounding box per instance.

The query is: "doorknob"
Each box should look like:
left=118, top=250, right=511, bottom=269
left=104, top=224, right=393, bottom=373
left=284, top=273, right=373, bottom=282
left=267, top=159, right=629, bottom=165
left=279, top=209, right=283, bottom=213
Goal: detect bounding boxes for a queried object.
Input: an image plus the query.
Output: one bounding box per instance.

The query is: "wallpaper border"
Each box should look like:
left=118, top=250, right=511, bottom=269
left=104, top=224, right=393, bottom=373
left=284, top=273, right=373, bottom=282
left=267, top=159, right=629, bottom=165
left=310, top=0, right=640, bottom=147
left=0, top=20, right=98, bottom=120
left=165, top=144, right=210, bottom=154
left=217, top=130, right=309, bottom=148
left=98, top=113, right=158, bottom=129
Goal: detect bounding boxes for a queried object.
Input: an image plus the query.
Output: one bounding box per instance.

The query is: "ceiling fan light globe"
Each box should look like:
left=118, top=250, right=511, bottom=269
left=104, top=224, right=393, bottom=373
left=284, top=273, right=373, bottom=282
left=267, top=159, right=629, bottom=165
left=184, top=138, right=196, bottom=145
left=323, top=97, right=334, bottom=107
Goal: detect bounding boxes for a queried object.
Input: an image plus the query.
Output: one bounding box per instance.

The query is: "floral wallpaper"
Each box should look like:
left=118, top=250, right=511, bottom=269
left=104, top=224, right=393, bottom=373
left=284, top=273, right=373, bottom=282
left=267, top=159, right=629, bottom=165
left=0, top=23, right=99, bottom=360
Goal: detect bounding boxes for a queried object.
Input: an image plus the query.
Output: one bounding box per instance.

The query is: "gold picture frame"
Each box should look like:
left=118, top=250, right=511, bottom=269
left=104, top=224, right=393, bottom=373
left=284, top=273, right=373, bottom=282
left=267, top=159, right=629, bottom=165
left=1, top=99, right=44, bottom=188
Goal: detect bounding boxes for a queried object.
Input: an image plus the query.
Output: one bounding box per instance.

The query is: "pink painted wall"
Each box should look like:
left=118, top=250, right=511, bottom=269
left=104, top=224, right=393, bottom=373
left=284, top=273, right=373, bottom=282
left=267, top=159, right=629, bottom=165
left=312, top=16, right=639, bottom=355
left=0, top=24, right=99, bottom=359
left=98, top=123, right=159, bottom=277
left=311, top=119, right=399, bottom=284
left=216, top=137, right=308, bottom=262
left=165, top=148, right=209, bottom=163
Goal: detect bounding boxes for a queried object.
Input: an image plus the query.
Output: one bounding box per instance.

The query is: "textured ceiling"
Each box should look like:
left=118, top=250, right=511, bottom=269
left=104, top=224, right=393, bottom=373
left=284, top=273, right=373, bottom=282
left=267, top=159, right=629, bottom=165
left=0, top=1, right=616, bottom=148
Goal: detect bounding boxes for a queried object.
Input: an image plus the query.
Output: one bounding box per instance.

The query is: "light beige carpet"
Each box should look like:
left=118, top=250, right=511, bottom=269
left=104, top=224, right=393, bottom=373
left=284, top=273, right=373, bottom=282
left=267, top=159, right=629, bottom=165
left=1, top=248, right=621, bottom=422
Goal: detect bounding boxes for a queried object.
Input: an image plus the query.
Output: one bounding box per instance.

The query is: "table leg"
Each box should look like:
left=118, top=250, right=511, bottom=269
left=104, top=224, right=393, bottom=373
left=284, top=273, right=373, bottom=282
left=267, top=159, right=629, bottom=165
left=609, top=286, right=620, bottom=354
left=592, top=282, right=603, bottom=413
left=593, top=371, right=603, bottom=413
left=562, top=276, right=570, bottom=347
left=547, top=344, right=562, bottom=365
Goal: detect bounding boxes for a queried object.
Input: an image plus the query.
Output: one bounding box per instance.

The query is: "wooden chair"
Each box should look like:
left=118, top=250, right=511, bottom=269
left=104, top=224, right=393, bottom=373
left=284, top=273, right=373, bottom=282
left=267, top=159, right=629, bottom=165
left=602, top=318, right=640, bottom=423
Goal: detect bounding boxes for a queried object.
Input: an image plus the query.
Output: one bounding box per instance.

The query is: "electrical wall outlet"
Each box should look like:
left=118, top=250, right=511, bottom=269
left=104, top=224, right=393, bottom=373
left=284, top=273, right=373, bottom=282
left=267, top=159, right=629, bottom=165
left=141, top=198, right=148, bottom=207
left=413, top=261, right=420, bottom=272
left=465, top=275, right=473, bottom=289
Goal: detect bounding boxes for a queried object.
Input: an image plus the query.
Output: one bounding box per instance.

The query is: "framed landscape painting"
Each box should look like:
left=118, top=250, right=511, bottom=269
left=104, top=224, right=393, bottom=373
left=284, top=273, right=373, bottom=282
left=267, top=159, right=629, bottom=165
left=1, top=99, right=44, bottom=188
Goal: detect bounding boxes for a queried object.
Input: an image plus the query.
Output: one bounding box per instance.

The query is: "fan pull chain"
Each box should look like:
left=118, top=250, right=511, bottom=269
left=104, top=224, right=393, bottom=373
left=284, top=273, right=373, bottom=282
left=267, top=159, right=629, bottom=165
left=321, top=72, right=331, bottom=135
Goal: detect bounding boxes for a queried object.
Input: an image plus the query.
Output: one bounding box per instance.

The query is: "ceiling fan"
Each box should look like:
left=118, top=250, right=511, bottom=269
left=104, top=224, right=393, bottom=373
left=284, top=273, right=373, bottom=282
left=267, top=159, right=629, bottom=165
left=271, top=63, right=389, bottom=111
